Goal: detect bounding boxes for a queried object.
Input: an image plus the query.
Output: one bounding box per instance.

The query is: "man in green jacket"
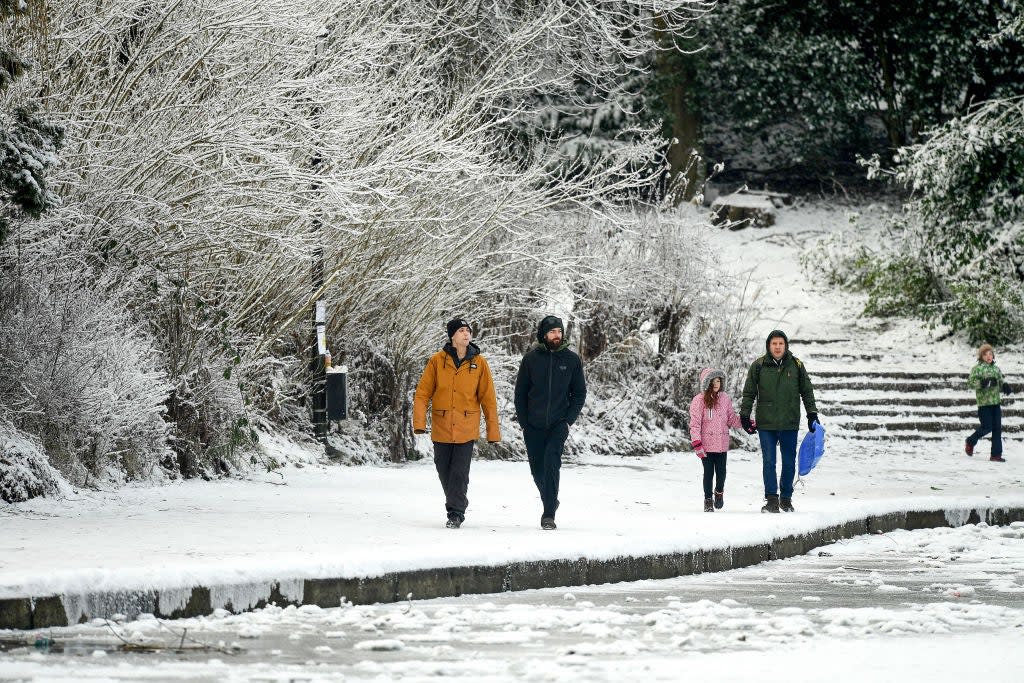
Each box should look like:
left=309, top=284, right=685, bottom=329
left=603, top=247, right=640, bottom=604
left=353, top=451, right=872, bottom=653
left=740, top=330, right=819, bottom=513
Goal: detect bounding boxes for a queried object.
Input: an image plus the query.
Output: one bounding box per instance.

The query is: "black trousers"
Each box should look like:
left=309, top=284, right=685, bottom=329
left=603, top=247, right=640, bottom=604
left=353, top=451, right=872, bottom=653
left=967, top=405, right=1002, bottom=457
left=433, top=441, right=474, bottom=517
left=523, top=422, right=569, bottom=518
left=701, top=452, right=727, bottom=499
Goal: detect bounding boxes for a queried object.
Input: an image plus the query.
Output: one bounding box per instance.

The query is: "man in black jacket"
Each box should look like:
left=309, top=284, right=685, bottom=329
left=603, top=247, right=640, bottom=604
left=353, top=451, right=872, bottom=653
left=514, top=315, right=587, bottom=530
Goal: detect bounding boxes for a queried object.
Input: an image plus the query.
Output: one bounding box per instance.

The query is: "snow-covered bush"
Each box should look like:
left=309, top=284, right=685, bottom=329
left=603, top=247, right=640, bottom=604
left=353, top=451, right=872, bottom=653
left=571, top=210, right=754, bottom=455
left=0, top=272, right=171, bottom=486
left=854, top=96, right=1024, bottom=344
left=0, top=419, right=69, bottom=503
left=2, top=0, right=735, bottom=479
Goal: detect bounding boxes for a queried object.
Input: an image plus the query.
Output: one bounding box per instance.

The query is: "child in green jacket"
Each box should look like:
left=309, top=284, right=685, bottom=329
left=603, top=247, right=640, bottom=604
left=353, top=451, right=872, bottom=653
left=966, top=343, right=1014, bottom=462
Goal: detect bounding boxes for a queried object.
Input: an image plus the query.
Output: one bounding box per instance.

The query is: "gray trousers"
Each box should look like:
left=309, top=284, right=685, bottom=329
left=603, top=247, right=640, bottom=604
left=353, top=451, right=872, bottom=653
left=434, top=441, right=474, bottom=517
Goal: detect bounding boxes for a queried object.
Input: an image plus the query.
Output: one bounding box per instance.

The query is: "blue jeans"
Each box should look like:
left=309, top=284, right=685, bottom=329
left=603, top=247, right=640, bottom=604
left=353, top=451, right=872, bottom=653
left=758, top=429, right=798, bottom=498
left=967, top=405, right=1002, bottom=457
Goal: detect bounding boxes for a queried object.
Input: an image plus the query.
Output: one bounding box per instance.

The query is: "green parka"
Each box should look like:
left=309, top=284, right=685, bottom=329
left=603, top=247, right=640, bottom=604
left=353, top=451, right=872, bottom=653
left=740, top=331, right=817, bottom=431
left=967, top=361, right=1004, bottom=407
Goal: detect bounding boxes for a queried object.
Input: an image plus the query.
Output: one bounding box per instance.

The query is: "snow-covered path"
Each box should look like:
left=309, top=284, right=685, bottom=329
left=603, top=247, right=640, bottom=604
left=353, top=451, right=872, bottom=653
left=3, top=524, right=1022, bottom=682
left=2, top=452, right=1022, bottom=601
left=1, top=202, right=1022, bottom=604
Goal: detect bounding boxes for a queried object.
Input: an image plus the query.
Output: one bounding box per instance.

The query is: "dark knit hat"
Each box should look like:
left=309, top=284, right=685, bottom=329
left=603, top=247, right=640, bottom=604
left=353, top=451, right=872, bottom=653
left=446, top=317, right=471, bottom=340
left=536, top=315, right=564, bottom=342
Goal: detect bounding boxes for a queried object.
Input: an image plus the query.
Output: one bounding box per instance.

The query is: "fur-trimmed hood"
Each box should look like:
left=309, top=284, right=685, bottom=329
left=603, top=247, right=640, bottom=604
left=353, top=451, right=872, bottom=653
left=700, top=367, right=726, bottom=392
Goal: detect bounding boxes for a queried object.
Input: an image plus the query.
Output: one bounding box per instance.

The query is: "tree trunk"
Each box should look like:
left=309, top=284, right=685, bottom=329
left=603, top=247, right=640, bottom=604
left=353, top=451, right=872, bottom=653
left=876, top=28, right=905, bottom=150
left=656, top=303, right=689, bottom=359
left=390, top=368, right=414, bottom=462
left=655, top=44, right=703, bottom=203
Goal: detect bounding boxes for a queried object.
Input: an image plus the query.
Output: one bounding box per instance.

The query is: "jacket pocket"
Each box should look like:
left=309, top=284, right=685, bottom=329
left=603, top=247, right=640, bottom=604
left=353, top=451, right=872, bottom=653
left=432, top=409, right=448, bottom=416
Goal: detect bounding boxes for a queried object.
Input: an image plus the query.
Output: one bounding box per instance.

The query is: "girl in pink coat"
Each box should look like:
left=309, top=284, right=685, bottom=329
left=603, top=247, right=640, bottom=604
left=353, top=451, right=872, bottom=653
left=689, top=368, right=743, bottom=512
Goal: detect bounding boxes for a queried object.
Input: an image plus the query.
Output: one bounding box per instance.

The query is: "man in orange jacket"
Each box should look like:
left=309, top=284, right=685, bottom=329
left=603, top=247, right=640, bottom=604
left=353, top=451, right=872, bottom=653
left=414, top=318, right=501, bottom=528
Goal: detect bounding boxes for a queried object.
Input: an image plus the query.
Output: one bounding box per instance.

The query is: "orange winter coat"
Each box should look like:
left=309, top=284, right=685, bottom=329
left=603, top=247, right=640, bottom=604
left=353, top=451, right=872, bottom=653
left=413, top=344, right=501, bottom=444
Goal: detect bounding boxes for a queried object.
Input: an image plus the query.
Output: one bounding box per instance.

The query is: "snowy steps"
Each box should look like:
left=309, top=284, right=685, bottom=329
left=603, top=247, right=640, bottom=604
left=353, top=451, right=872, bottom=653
left=809, top=364, right=1022, bottom=443
left=781, top=333, right=1023, bottom=443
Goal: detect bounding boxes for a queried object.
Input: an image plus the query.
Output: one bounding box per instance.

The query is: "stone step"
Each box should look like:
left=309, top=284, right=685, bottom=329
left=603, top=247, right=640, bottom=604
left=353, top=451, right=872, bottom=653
left=832, top=420, right=1024, bottom=433
left=835, top=433, right=945, bottom=442
left=820, top=397, right=977, bottom=408
left=834, top=432, right=1024, bottom=443
left=804, top=353, right=886, bottom=362
left=815, top=370, right=964, bottom=380
left=788, top=338, right=852, bottom=345
left=817, top=380, right=956, bottom=392
left=826, top=406, right=1023, bottom=419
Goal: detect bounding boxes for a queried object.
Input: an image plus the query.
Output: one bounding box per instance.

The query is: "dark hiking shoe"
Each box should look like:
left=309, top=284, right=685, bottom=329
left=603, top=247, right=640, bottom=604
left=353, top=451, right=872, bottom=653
left=780, top=497, right=795, bottom=512
left=714, top=490, right=724, bottom=509
left=761, top=495, right=780, bottom=513
left=990, top=456, right=1006, bottom=462
left=541, top=516, right=557, bottom=530
left=446, top=513, right=463, bottom=529
left=965, top=441, right=974, bottom=456
left=704, top=498, right=714, bottom=512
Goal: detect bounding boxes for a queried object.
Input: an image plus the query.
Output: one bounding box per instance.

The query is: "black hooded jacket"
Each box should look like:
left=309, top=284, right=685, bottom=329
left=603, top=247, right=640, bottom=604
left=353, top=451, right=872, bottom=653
left=514, top=339, right=587, bottom=430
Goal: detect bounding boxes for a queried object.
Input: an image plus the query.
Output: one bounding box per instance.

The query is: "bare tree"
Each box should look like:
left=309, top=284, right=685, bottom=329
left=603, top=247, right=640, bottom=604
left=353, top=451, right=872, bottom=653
left=1, top=0, right=727, bottom=476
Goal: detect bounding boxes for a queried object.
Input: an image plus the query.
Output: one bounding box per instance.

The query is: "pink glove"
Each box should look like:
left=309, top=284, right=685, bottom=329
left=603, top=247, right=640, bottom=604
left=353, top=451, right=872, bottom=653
left=691, top=439, right=706, bottom=459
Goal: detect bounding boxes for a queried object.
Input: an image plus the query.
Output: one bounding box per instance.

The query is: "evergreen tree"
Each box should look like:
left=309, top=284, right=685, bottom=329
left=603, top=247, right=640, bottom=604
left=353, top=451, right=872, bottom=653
left=0, top=1, right=62, bottom=245
left=694, top=0, right=1024, bottom=187
left=830, top=13, right=1024, bottom=345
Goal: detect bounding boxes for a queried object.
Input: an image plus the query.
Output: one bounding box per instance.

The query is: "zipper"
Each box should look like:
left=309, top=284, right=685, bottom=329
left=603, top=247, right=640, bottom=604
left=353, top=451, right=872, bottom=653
left=546, top=349, right=553, bottom=427
left=447, top=354, right=456, bottom=435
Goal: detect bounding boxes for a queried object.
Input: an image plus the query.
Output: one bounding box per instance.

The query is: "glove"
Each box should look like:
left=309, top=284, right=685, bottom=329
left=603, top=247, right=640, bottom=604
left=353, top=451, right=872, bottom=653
left=807, top=412, right=819, bottom=432
left=980, top=378, right=996, bottom=389
left=691, top=439, right=706, bottom=459
left=740, top=415, right=757, bottom=434
left=1003, top=382, right=1013, bottom=394
left=414, top=429, right=427, bottom=434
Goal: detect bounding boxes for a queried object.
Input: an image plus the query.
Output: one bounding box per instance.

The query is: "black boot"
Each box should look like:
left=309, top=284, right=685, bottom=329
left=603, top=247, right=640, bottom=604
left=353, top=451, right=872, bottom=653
left=780, top=497, right=795, bottom=512
left=704, top=498, right=714, bottom=512
left=761, top=495, right=780, bottom=513
left=446, top=512, right=463, bottom=529
left=714, top=490, right=724, bottom=510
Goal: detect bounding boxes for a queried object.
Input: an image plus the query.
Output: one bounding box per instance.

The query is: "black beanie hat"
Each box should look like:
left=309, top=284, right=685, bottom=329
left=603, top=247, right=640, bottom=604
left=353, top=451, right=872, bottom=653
left=536, top=315, right=564, bottom=342
left=446, top=317, right=471, bottom=340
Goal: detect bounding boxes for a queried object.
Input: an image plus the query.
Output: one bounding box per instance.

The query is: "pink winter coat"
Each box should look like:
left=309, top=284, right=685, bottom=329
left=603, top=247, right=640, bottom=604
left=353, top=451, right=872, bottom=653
left=689, top=369, right=742, bottom=453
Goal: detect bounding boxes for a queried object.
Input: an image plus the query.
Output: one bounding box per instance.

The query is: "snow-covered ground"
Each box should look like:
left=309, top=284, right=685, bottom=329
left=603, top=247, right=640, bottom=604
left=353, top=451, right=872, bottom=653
left=1, top=447, right=1023, bottom=602
left=3, top=524, right=1022, bottom=681
left=1, top=201, right=1020, bottom=603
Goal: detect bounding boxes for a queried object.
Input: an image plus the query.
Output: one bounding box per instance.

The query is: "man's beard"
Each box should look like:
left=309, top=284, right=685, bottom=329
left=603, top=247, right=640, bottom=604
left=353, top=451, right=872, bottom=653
left=545, top=338, right=562, bottom=350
